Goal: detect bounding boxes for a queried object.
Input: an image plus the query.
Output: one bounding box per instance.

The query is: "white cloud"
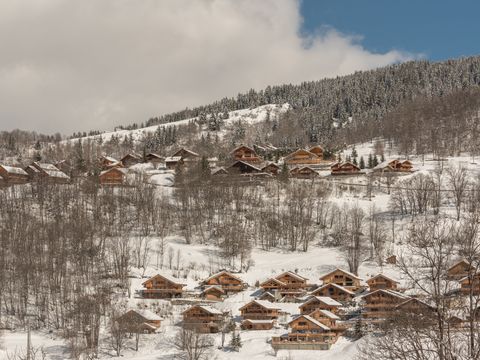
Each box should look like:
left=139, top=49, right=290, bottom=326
left=0, top=0, right=413, bottom=134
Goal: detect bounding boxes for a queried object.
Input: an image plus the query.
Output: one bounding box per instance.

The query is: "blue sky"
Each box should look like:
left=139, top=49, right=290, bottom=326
left=300, top=0, right=480, bottom=61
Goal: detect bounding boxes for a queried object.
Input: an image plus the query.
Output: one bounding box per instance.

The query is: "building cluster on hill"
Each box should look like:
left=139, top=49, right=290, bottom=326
left=116, top=258, right=479, bottom=352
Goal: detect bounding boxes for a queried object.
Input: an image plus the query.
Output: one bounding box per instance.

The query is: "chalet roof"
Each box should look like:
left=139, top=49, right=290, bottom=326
left=311, top=309, right=340, bottom=320
left=242, top=319, right=274, bottom=324
left=261, top=162, right=280, bottom=170
left=308, top=145, right=324, bottom=152
left=276, top=271, right=308, bottom=282
left=201, top=285, right=225, bottom=294
left=165, top=156, right=182, bottom=162
left=184, top=305, right=223, bottom=316
left=302, top=296, right=342, bottom=307
left=100, top=156, right=118, bottom=163
left=230, top=144, right=256, bottom=154
left=284, top=148, right=318, bottom=160
left=367, top=274, right=400, bottom=285
left=33, top=162, right=60, bottom=171
left=228, top=160, right=263, bottom=172
left=0, top=165, right=28, bottom=175
left=362, top=289, right=409, bottom=301
left=447, top=259, right=471, bottom=272
left=239, top=300, right=281, bottom=311
left=128, top=309, right=162, bottom=321
left=203, top=270, right=244, bottom=284
left=211, top=167, right=228, bottom=175
left=146, top=153, right=164, bottom=160
left=395, top=297, right=436, bottom=311
left=319, top=268, right=362, bottom=281
left=289, top=315, right=331, bottom=331
left=99, top=167, right=129, bottom=176
left=373, top=160, right=396, bottom=170
left=171, top=148, right=200, bottom=158
left=258, top=291, right=275, bottom=299
left=260, top=277, right=286, bottom=287
left=331, top=161, right=360, bottom=170
left=43, top=169, right=70, bottom=179
left=121, top=153, right=142, bottom=161
left=25, top=165, right=40, bottom=173
left=459, top=272, right=480, bottom=283
left=296, top=166, right=318, bottom=173
left=311, top=283, right=355, bottom=296
left=142, top=273, right=186, bottom=286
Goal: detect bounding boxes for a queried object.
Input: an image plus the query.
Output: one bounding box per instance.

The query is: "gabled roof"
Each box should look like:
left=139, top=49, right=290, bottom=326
left=261, top=162, right=280, bottom=170
left=459, top=272, right=480, bottom=283
left=288, top=314, right=331, bottom=331
left=319, top=268, right=362, bottom=281
left=308, top=145, right=324, bottom=152
left=311, top=283, right=355, bottom=296
left=201, top=285, right=225, bottom=294
left=276, top=271, right=308, bottom=282
left=309, top=308, right=340, bottom=320
left=362, top=289, right=409, bottom=301
left=33, top=162, right=60, bottom=171
left=203, top=270, right=244, bottom=284
left=165, top=156, right=182, bottom=162
left=301, top=296, right=342, bottom=308
left=183, top=305, right=223, bottom=316
left=211, top=167, right=228, bottom=175
left=284, top=149, right=318, bottom=160
left=0, top=165, right=28, bottom=175
left=142, top=273, right=186, bottom=286
left=331, top=161, right=360, bottom=170
left=228, top=160, right=263, bottom=172
left=239, top=299, right=281, bottom=311
left=230, top=144, right=256, bottom=154
left=171, top=148, right=200, bottom=158
left=101, top=155, right=118, bottom=163
left=100, top=167, right=129, bottom=176
left=447, top=259, right=471, bottom=272
left=121, top=153, right=142, bottom=161
left=260, top=277, right=286, bottom=287
left=367, top=274, right=399, bottom=285
left=146, top=153, right=164, bottom=160
left=395, top=297, right=436, bottom=311
left=296, top=166, right=318, bottom=173
left=242, top=319, right=274, bottom=324
left=126, top=309, right=162, bottom=321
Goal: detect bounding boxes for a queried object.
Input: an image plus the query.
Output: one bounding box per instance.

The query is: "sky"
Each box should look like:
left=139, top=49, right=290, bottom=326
left=0, top=0, right=478, bottom=135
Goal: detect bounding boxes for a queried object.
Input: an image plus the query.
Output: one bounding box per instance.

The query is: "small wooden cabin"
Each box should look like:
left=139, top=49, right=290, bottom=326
left=145, top=153, right=165, bottom=168
left=459, top=273, right=480, bottom=295
left=99, top=167, right=128, bottom=185
left=117, top=309, right=162, bottom=334
left=182, top=305, right=224, bottom=333
left=299, top=296, right=342, bottom=315
left=373, top=159, right=413, bottom=173
left=239, top=300, right=281, bottom=320
left=121, top=153, right=142, bottom=167
left=290, top=166, right=318, bottom=179
left=241, top=319, right=274, bottom=331
left=367, top=274, right=399, bottom=292
left=447, top=260, right=473, bottom=280
left=165, top=156, right=183, bottom=169
left=201, top=285, right=225, bottom=301
left=202, top=270, right=245, bottom=293
left=231, top=145, right=262, bottom=163
left=310, top=283, right=355, bottom=303
left=330, top=162, right=361, bottom=175
left=284, top=149, right=322, bottom=165
left=262, top=162, right=280, bottom=175
left=362, top=289, right=409, bottom=320
left=319, top=268, right=363, bottom=291
left=171, top=148, right=200, bottom=165
left=228, top=160, right=263, bottom=175
left=308, top=145, right=324, bottom=159
left=30, top=162, right=70, bottom=184
left=140, top=274, right=186, bottom=299
left=0, top=165, right=29, bottom=184
left=99, top=156, right=120, bottom=169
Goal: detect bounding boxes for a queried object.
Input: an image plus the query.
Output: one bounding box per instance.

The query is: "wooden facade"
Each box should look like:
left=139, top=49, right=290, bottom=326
left=284, top=149, right=322, bottom=165
left=299, top=296, right=342, bottom=315
left=30, top=162, right=70, bottom=184
left=231, top=145, right=262, bottom=163
left=228, top=160, right=263, bottom=175
left=202, top=270, right=245, bottom=293
left=319, top=268, right=363, bottom=291
left=117, top=309, right=161, bottom=334
left=330, top=162, right=361, bottom=175
left=386, top=255, right=397, bottom=265
left=182, top=305, right=224, bottom=333
left=241, top=319, right=274, bottom=330
left=99, top=156, right=120, bottom=169
left=447, top=260, right=473, bottom=280
left=308, top=145, right=324, bottom=159
left=459, top=273, right=480, bottom=295
left=262, top=162, right=280, bottom=175
left=374, top=159, right=413, bottom=173
left=289, top=166, right=318, bottom=179
left=165, top=156, right=183, bottom=169
left=362, top=289, right=409, bottom=320
left=367, top=274, right=399, bottom=292
left=99, top=167, right=128, bottom=185
left=0, top=165, right=29, bottom=184
left=260, top=271, right=310, bottom=298
left=310, top=283, right=355, bottom=303
left=145, top=153, right=165, bottom=168
left=121, top=153, right=142, bottom=167
left=140, top=274, right=186, bottom=299
left=239, top=300, right=281, bottom=320
left=201, top=285, right=225, bottom=301
left=395, top=298, right=436, bottom=316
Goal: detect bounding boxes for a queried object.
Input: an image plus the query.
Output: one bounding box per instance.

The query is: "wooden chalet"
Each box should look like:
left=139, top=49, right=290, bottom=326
left=140, top=274, right=186, bottom=299
left=30, top=162, right=70, bottom=183
left=241, top=319, right=274, bottom=331
left=362, top=289, right=409, bottom=320
left=54, top=160, right=72, bottom=176
left=284, top=149, right=322, bottom=166
left=239, top=300, right=281, bottom=320
left=310, top=283, right=355, bottom=303
left=319, top=268, right=363, bottom=291
left=309, top=309, right=342, bottom=330
left=367, top=274, right=399, bottom=292
left=308, top=145, right=324, bottom=159
left=171, top=148, right=200, bottom=165
left=121, top=153, right=142, bottom=167
left=258, top=291, right=276, bottom=302
left=330, top=162, right=361, bottom=175
left=447, top=259, right=473, bottom=280
left=201, top=285, right=225, bottom=301
left=260, top=271, right=310, bottom=299
left=0, top=165, right=29, bottom=184
left=459, top=273, right=480, bottom=295
left=373, top=159, right=413, bottom=173
left=211, top=167, right=228, bottom=176
left=289, top=166, right=318, bottom=179
left=272, top=315, right=336, bottom=351
left=165, top=156, right=183, bottom=169
left=99, top=167, right=128, bottom=185
left=117, top=309, right=161, bottom=334
left=231, top=145, right=262, bottom=163
left=99, top=155, right=121, bottom=169
left=262, top=162, right=280, bottom=175
left=145, top=153, right=165, bottom=168
left=299, top=296, right=342, bottom=315
left=182, top=305, right=224, bottom=333
left=227, top=160, right=264, bottom=175
left=202, top=270, right=246, bottom=293
left=395, top=298, right=436, bottom=316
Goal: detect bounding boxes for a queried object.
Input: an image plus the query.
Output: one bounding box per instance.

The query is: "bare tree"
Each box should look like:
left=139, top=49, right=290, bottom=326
left=174, top=328, right=214, bottom=360
left=446, top=165, right=469, bottom=221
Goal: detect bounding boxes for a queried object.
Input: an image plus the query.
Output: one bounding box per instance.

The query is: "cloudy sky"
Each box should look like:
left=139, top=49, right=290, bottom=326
left=0, top=0, right=418, bottom=134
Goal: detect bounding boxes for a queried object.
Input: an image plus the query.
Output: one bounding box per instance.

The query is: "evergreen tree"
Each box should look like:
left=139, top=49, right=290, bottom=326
left=368, top=154, right=373, bottom=168
left=279, top=162, right=290, bottom=183
left=352, top=158, right=358, bottom=166
left=359, top=156, right=365, bottom=169
left=351, top=146, right=358, bottom=160
left=380, top=153, right=385, bottom=162
left=373, top=155, right=379, bottom=167
left=229, top=332, right=242, bottom=351
left=353, top=317, right=365, bottom=339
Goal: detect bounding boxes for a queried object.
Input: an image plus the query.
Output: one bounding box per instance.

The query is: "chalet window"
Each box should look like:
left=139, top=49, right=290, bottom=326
left=298, top=321, right=307, bottom=326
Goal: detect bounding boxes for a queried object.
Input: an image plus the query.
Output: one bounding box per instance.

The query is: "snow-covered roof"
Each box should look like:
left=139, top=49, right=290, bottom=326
left=99, top=167, right=129, bottom=176
left=276, top=271, right=308, bottom=282
left=373, top=160, right=395, bottom=170
left=0, top=165, right=28, bottom=175
left=260, top=277, right=286, bottom=287
left=289, top=315, right=331, bottom=331
left=203, top=270, right=244, bottom=284
left=44, top=169, right=70, bottom=179
left=131, top=309, right=162, bottom=321
left=302, top=296, right=342, bottom=307
left=165, top=156, right=182, bottom=162
left=311, top=283, right=355, bottom=296
left=362, top=289, right=409, bottom=301
left=228, top=160, right=263, bottom=172
left=249, top=300, right=281, bottom=310
left=34, top=162, right=59, bottom=171
left=242, top=319, right=274, bottom=324
left=319, top=268, right=362, bottom=281
left=367, top=274, right=399, bottom=284
left=196, top=305, right=223, bottom=315
left=142, top=273, right=186, bottom=286
left=202, top=285, right=225, bottom=294
left=102, top=156, right=118, bottom=162
left=447, top=259, right=471, bottom=271
left=312, top=309, right=340, bottom=320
